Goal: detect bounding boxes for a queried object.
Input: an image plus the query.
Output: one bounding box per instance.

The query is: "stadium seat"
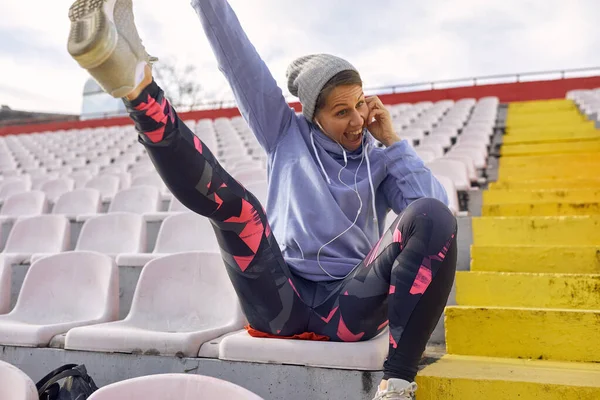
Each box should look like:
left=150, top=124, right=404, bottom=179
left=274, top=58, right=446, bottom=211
left=117, top=213, right=218, bottom=266
left=415, top=149, right=437, bottom=163
left=435, top=175, right=460, bottom=215
left=66, top=252, right=245, bottom=357
left=108, top=186, right=161, bottom=214
left=86, top=374, right=262, bottom=400
left=68, top=170, right=93, bottom=189
left=131, top=172, right=166, bottom=191
left=52, top=189, right=102, bottom=219
left=0, top=257, right=10, bottom=314
left=0, top=180, right=31, bottom=202
left=75, top=213, right=146, bottom=257
left=233, top=168, right=267, bottom=186
left=443, top=154, right=478, bottom=183
left=417, top=143, right=444, bottom=159
left=0, top=191, right=47, bottom=224
left=0, top=251, right=118, bottom=347
left=427, top=159, right=470, bottom=191
left=2, top=215, right=70, bottom=264
left=39, top=178, right=75, bottom=203
left=219, top=328, right=388, bottom=370
left=0, top=360, right=38, bottom=400
left=85, top=175, right=120, bottom=201
left=245, top=181, right=268, bottom=206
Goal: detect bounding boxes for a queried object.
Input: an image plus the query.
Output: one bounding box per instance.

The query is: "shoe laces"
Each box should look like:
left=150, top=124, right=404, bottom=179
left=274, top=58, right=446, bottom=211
left=374, top=382, right=418, bottom=400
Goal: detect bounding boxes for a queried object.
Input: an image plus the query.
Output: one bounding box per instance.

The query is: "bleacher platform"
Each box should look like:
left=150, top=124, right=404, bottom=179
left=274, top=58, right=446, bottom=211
left=0, top=88, right=598, bottom=399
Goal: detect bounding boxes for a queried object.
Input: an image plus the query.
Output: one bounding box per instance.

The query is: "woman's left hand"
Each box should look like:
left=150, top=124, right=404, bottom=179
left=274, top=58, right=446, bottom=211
left=365, top=96, right=401, bottom=147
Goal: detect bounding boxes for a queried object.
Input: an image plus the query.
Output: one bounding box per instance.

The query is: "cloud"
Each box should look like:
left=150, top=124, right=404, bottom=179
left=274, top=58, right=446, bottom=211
left=1, top=0, right=599, bottom=114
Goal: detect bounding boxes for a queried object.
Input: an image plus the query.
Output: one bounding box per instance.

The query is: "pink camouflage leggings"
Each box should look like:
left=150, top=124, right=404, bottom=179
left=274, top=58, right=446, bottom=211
left=124, top=80, right=458, bottom=382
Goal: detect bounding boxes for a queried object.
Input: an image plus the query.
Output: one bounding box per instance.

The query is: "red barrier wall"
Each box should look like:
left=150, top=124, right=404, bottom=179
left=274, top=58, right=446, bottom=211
left=2, top=75, right=599, bottom=136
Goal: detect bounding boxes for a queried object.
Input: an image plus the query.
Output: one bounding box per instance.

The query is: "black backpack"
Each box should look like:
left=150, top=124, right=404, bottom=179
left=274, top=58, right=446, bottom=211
left=36, top=364, right=98, bottom=400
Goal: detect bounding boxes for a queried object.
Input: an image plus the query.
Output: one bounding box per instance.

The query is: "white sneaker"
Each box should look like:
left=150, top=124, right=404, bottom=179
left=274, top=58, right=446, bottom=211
left=67, top=0, right=157, bottom=98
left=372, top=379, right=418, bottom=400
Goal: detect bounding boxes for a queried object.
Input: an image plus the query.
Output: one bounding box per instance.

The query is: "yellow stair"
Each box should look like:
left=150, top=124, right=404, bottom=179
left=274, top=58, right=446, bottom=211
left=416, top=99, right=600, bottom=399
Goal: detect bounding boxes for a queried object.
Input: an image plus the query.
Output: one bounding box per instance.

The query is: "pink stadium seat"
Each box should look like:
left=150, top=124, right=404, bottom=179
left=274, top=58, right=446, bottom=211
left=0, top=191, right=47, bottom=224
left=108, top=186, right=161, bottom=214
left=52, top=188, right=101, bottom=219
left=75, top=213, right=146, bottom=257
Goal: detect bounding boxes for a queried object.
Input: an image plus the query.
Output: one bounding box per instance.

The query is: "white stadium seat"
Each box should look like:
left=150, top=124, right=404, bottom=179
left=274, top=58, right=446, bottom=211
left=52, top=189, right=102, bottom=219
left=39, top=178, right=75, bottom=203
left=0, top=251, right=118, bottom=347
left=0, top=360, right=38, bottom=400
left=427, top=159, right=470, bottom=191
left=108, top=186, right=161, bottom=214
left=2, top=215, right=70, bottom=264
left=66, top=252, right=245, bottom=357
left=84, top=175, right=120, bottom=201
left=0, top=191, right=47, bottom=224
left=87, top=374, right=263, bottom=400
left=0, top=180, right=31, bottom=202
left=75, top=213, right=146, bottom=257
left=219, top=328, right=388, bottom=371
left=0, top=257, right=10, bottom=314
left=117, top=213, right=218, bottom=266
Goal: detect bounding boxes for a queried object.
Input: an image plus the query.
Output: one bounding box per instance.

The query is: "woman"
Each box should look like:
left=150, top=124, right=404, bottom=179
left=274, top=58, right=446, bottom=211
left=67, top=0, right=457, bottom=398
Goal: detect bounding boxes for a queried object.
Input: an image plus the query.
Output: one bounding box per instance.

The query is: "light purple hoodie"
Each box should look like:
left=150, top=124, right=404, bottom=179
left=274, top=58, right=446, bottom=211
left=192, top=0, right=448, bottom=281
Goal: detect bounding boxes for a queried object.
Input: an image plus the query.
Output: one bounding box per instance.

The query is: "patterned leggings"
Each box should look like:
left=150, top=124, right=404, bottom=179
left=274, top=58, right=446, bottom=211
left=125, top=81, right=458, bottom=381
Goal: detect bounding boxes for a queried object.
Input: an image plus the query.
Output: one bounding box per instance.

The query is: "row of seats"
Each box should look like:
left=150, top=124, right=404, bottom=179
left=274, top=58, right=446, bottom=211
left=0, top=360, right=262, bottom=400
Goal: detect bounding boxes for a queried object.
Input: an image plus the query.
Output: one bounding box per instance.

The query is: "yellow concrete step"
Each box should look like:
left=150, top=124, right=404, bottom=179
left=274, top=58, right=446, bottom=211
left=483, top=188, right=600, bottom=204
left=496, top=153, right=599, bottom=168
left=506, top=122, right=597, bottom=135
left=508, top=99, right=576, bottom=112
left=482, top=201, right=600, bottom=216
left=455, top=271, right=600, bottom=309
left=502, top=131, right=600, bottom=145
left=470, top=245, right=600, bottom=274
left=501, top=140, right=600, bottom=156
left=498, top=167, right=600, bottom=181
left=506, top=116, right=588, bottom=128
left=489, top=178, right=600, bottom=191
left=445, top=306, right=600, bottom=362
left=416, top=355, right=600, bottom=400
left=473, top=216, right=600, bottom=246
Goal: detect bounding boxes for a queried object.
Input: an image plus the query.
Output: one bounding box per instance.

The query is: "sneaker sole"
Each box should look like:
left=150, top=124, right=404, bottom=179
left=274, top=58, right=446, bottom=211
left=67, top=0, right=146, bottom=98
left=67, top=0, right=119, bottom=69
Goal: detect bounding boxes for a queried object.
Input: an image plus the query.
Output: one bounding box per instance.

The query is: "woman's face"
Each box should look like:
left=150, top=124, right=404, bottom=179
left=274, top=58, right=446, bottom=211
left=314, top=85, right=369, bottom=152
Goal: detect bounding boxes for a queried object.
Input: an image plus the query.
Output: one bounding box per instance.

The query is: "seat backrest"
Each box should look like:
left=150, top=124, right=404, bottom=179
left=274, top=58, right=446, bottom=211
left=87, top=374, right=263, bottom=400
left=435, top=175, right=459, bottom=215
left=0, top=257, right=10, bottom=314
left=11, top=251, right=117, bottom=324
left=427, top=159, right=470, bottom=191
left=131, top=173, right=165, bottom=190
left=108, top=186, right=160, bottom=214
left=0, top=360, right=38, bottom=400
left=415, top=149, right=437, bottom=164
left=76, top=212, right=146, bottom=254
left=40, top=178, right=75, bottom=202
left=84, top=175, right=120, bottom=198
left=129, top=252, right=242, bottom=327
left=4, top=215, right=70, bottom=255
left=154, top=213, right=219, bottom=253
left=0, top=191, right=47, bottom=216
left=245, top=181, right=268, bottom=206
left=53, top=189, right=102, bottom=216
left=68, top=170, right=93, bottom=189
left=0, top=180, right=30, bottom=201
left=168, top=196, right=190, bottom=212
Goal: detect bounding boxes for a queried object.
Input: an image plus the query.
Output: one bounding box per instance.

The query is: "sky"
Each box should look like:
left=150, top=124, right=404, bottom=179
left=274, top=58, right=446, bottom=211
left=1, top=0, right=599, bottom=115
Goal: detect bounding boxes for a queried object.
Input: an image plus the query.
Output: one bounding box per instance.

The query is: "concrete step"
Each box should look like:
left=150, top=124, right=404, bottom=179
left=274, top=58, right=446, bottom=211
left=488, top=178, right=600, bottom=191
left=473, top=216, right=600, bottom=246
left=482, top=201, right=600, bottom=216
left=498, top=163, right=600, bottom=181
left=470, top=245, right=600, bottom=274
left=506, top=122, right=596, bottom=136
left=502, top=131, right=600, bottom=145
left=483, top=188, right=600, bottom=204
left=416, top=355, right=600, bottom=400
left=445, top=306, right=600, bottom=362
left=455, top=271, right=600, bottom=309
left=500, top=140, right=600, bottom=156
left=497, top=152, right=599, bottom=168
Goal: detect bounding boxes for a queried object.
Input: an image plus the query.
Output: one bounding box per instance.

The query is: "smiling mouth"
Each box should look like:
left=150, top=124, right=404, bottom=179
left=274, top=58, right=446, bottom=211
left=343, top=129, right=363, bottom=143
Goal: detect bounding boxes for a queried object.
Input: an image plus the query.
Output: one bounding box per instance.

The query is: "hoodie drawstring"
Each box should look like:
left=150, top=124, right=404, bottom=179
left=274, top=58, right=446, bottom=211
left=310, top=132, right=332, bottom=184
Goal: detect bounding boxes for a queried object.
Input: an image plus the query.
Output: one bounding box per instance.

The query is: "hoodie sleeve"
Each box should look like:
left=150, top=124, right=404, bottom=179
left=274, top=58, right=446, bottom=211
left=191, top=0, right=295, bottom=153
left=381, top=140, right=449, bottom=213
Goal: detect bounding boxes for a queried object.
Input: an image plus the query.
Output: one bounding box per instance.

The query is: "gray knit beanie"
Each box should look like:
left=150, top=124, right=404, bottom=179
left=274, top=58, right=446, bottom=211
left=286, top=54, right=359, bottom=121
